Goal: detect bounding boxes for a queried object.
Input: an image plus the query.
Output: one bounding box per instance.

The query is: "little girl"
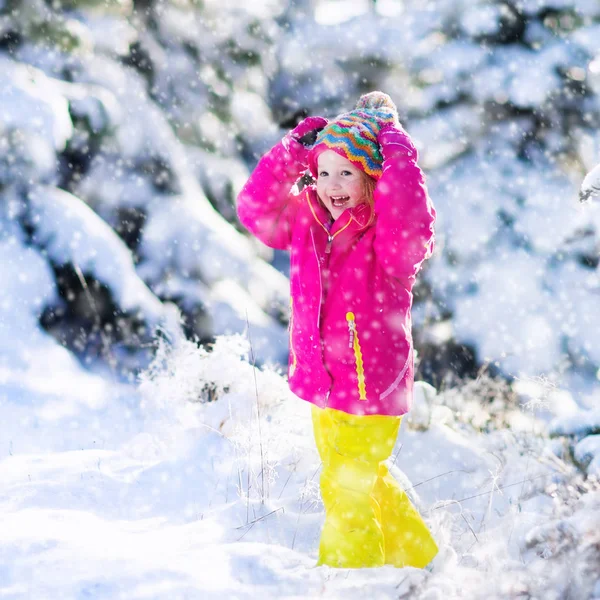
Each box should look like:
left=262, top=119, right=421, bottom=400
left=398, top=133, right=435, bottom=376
left=237, top=92, right=438, bottom=569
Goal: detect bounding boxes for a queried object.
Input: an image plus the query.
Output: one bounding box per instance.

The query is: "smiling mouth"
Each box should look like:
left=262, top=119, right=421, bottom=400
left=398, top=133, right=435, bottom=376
left=330, top=195, right=350, bottom=208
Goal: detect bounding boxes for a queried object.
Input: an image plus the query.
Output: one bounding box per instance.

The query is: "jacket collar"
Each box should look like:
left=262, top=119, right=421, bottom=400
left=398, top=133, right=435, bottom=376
left=306, top=187, right=372, bottom=239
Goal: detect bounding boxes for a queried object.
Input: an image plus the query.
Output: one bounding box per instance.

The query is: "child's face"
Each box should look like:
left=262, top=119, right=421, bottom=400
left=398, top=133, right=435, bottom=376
left=316, top=150, right=366, bottom=220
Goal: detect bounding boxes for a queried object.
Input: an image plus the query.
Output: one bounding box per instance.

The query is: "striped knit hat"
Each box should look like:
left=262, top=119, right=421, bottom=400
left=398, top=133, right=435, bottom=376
left=308, top=91, right=400, bottom=180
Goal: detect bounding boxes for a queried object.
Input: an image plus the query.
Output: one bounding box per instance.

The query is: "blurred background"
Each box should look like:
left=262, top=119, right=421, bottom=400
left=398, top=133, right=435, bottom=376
left=2, top=0, right=600, bottom=403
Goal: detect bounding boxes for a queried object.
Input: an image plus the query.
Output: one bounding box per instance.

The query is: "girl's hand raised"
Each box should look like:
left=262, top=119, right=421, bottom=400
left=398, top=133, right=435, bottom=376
left=291, top=116, right=329, bottom=146
left=377, top=124, right=418, bottom=162
left=282, top=116, right=329, bottom=166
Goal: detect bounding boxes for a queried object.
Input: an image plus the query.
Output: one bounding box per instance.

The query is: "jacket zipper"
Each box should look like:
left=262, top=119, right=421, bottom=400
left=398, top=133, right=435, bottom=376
left=325, top=234, right=334, bottom=254
left=346, top=312, right=367, bottom=401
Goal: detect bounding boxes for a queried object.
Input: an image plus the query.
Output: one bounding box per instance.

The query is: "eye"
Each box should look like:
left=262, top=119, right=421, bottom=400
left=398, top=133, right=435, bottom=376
left=318, top=171, right=328, bottom=177
left=341, top=170, right=354, bottom=176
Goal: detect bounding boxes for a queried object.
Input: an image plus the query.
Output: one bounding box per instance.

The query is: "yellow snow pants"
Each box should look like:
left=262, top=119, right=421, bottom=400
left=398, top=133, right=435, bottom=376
left=312, top=405, right=438, bottom=569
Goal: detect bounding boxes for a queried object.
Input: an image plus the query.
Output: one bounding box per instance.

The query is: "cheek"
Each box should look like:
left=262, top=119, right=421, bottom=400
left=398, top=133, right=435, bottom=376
left=316, top=181, right=327, bottom=199
left=349, top=180, right=364, bottom=199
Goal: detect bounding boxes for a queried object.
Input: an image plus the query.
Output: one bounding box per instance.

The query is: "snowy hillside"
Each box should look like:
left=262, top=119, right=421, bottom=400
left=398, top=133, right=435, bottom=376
left=2, top=320, right=600, bottom=598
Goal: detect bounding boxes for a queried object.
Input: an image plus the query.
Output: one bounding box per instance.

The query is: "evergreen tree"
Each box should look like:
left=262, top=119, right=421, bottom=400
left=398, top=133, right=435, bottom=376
left=0, top=0, right=289, bottom=374
left=396, top=0, right=600, bottom=390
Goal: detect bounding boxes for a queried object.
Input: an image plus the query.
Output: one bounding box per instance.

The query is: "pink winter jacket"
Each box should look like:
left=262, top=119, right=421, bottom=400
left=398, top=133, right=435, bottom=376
left=237, top=126, right=435, bottom=416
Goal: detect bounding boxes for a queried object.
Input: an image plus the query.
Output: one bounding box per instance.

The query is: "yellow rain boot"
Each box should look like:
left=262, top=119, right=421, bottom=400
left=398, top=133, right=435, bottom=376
left=317, top=447, right=385, bottom=567
left=373, top=463, right=439, bottom=568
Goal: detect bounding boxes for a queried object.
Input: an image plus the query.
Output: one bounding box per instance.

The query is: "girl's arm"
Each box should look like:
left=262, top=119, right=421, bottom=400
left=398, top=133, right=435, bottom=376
left=237, top=117, right=328, bottom=250
left=373, top=126, right=436, bottom=289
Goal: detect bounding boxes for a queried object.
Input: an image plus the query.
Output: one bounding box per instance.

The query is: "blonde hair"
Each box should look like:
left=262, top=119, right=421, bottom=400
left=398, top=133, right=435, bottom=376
left=359, top=172, right=377, bottom=228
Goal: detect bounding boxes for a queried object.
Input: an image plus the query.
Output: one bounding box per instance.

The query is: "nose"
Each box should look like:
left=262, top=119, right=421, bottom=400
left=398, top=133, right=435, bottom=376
left=328, top=175, right=342, bottom=189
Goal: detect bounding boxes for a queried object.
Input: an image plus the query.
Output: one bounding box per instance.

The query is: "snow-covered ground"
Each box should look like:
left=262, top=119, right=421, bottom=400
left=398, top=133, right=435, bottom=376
left=2, top=299, right=599, bottom=599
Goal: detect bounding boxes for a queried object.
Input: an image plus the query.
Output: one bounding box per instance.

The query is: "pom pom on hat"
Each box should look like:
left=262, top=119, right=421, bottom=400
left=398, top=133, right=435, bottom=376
left=355, top=91, right=399, bottom=124
left=308, top=91, right=400, bottom=180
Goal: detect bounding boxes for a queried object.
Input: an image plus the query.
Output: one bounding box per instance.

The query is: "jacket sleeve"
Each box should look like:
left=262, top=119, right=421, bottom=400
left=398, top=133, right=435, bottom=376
left=236, top=136, right=309, bottom=251
left=373, top=127, right=436, bottom=290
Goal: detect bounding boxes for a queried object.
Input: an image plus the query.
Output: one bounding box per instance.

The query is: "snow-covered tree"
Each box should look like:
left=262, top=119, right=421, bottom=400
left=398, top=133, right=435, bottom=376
left=395, top=0, right=600, bottom=391
left=0, top=0, right=289, bottom=374
left=580, top=162, right=600, bottom=201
